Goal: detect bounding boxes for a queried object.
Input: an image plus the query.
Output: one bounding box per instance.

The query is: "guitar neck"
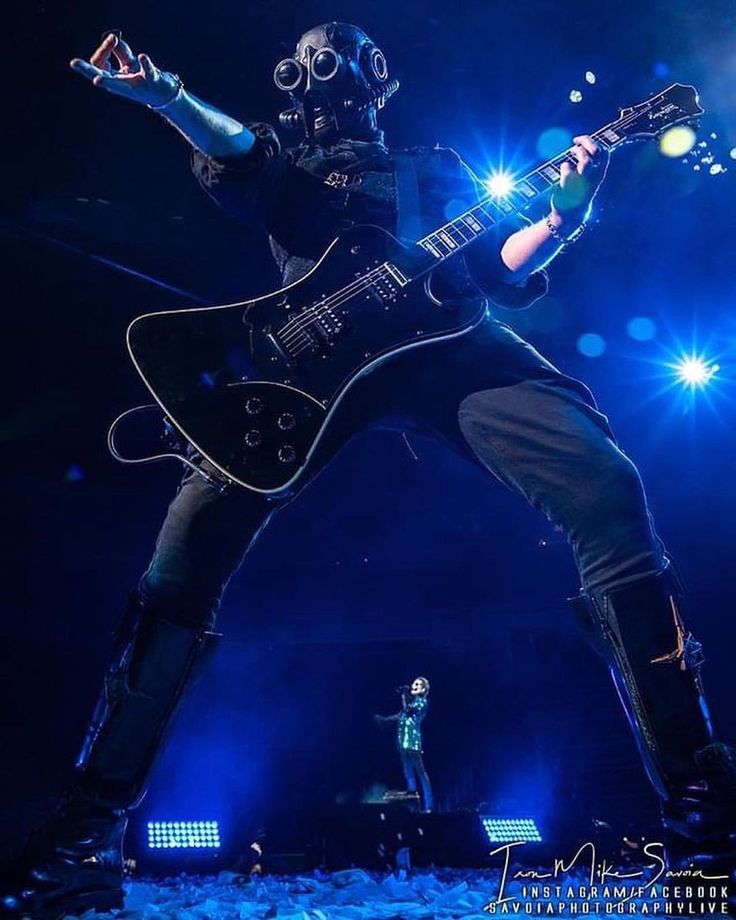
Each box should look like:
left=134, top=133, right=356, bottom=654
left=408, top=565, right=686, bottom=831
left=415, top=119, right=628, bottom=264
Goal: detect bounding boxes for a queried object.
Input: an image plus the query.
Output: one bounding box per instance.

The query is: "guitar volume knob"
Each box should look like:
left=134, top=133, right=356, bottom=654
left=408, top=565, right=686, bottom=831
left=277, top=412, right=296, bottom=431
left=245, top=397, right=264, bottom=415
left=278, top=445, right=297, bottom=464
left=244, top=429, right=262, bottom=448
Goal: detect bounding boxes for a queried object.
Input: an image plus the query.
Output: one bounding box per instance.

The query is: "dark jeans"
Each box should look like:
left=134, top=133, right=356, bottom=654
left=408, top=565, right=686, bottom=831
left=138, top=320, right=666, bottom=627
left=400, top=748, right=433, bottom=812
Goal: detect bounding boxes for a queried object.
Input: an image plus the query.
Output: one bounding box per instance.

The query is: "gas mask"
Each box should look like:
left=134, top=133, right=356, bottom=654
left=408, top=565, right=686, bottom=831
left=274, top=22, right=399, bottom=145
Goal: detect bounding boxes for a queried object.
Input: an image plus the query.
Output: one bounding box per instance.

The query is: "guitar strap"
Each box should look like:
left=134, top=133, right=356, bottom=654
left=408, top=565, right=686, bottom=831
left=393, top=151, right=423, bottom=244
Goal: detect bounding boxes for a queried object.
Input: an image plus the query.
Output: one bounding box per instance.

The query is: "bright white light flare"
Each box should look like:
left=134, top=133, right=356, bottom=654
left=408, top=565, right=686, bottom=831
left=674, top=356, right=720, bottom=387
left=485, top=172, right=515, bottom=199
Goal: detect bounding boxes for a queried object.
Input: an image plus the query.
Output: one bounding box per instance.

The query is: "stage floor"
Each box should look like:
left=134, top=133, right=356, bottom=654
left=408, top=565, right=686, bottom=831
left=77, top=867, right=723, bottom=918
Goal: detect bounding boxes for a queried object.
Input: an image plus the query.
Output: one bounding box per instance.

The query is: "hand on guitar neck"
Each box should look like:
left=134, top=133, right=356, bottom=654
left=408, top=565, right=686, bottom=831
left=500, top=133, right=608, bottom=275
left=552, top=133, right=610, bottom=227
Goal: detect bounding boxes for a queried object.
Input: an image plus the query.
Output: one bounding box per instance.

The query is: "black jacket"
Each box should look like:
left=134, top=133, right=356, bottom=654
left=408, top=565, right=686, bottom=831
left=191, top=123, right=547, bottom=308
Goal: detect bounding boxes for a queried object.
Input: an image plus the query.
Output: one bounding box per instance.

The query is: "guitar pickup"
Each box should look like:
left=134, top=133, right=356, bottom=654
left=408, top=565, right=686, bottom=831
left=313, top=306, right=344, bottom=342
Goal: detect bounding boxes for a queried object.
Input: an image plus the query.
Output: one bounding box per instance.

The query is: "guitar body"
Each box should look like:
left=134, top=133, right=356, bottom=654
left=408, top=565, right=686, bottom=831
left=127, top=225, right=484, bottom=494
left=123, top=85, right=703, bottom=494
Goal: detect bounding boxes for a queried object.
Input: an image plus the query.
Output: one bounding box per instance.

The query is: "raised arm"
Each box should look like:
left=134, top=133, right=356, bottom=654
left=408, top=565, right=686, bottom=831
left=70, top=33, right=255, bottom=158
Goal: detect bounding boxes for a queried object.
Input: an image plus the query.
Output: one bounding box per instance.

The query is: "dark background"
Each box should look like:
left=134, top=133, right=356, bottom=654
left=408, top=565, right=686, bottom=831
left=2, top=0, right=735, bottom=861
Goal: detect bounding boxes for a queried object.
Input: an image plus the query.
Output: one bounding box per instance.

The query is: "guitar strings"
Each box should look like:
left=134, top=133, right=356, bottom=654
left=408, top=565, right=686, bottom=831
left=277, top=263, right=392, bottom=346
left=278, top=151, right=595, bottom=357
left=277, top=263, right=391, bottom=338
left=277, top=143, right=595, bottom=349
left=286, top=269, right=394, bottom=355
left=279, top=105, right=650, bottom=349
left=278, top=99, right=672, bottom=357
left=279, top=266, right=395, bottom=351
left=277, top=267, right=396, bottom=354
left=409, top=100, right=661, bottom=251
left=280, top=137, right=623, bottom=358
left=281, top=126, right=634, bottom=351
left=282, top=265, right=396, bottom=357
left=277, top=147, right=585, bottom=350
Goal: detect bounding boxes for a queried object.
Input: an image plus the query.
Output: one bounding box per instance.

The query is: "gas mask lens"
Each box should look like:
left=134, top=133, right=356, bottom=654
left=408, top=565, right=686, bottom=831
left=310, top=47, right=341, bottom=81
left=274, top=58, right=303, bottom=92
left=274, top=47, right=343, bottom=92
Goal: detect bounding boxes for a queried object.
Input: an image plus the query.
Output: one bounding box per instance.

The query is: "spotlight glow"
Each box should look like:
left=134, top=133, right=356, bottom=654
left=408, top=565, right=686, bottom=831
left=147, top=820, right=221, bottom=850
left=485, top=171, right=515, bottom=199
left=537, top=127, right=572, bottom=160
left=674, top=355, right=719, bottom=388
left=627, top=317, right=657, bottom=342
left=480, top=817, right=542, bottom=844
left=577, top=333, right=606, bottom=357
left=659, top=126, right=696, bottom=158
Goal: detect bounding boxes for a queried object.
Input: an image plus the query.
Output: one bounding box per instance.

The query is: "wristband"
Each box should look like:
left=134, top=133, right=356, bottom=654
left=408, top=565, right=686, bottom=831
left=545, top=213, right=587, bottom=246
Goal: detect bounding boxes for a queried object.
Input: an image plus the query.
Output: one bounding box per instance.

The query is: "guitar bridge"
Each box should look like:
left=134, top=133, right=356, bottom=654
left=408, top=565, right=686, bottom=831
left=266, top=331, right=297, bottom=365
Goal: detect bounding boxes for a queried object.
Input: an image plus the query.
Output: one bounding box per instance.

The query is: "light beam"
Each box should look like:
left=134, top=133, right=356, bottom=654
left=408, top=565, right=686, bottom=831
left=485, top=171, right=515, bottom=199
left=674, top=355, right=720, bottom=388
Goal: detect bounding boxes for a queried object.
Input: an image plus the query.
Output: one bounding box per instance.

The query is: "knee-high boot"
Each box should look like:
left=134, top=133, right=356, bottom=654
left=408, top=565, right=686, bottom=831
left=2, top=594, right=220, bottom=919
left=569, top=568, right=736, bottom=882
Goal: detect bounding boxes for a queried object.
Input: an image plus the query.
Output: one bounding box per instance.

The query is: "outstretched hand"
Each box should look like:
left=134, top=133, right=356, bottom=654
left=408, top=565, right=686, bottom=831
left=552, top=134, right=610, bottom=223
left=70, top=33, right=179, bottom=108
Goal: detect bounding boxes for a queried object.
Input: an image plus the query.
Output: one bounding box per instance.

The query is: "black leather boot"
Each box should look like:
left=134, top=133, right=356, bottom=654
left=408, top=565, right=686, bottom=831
left=570, top=569, right=736, bottom=889
left=1, top=796, right=127, bottom=919
left=2, top=596, right=220, bottom=919
left=660, top=742, right=736, bottom=876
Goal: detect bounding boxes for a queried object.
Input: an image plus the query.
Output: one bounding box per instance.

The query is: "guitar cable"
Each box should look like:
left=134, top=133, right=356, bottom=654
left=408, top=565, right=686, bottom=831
left=107, top=405, right=228, bottom=490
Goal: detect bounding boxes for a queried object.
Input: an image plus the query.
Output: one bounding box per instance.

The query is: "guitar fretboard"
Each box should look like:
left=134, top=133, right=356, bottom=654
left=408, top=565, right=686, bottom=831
left=416, top=122, right=627, bottom=263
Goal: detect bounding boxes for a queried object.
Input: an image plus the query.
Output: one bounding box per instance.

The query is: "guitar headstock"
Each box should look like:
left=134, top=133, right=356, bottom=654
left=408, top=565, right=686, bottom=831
left=603, top=83, right=704, bottom=147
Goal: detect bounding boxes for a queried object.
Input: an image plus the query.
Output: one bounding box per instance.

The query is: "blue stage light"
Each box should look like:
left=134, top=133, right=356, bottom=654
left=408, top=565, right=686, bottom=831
left=484, top=171, right=515, bottom=199
left=480, top=816, right=542, bottom=844
left=64, top=464, right=86, bottom=483
left=674, top=355, right=720, bottom=388
left=627, top=317, right=657, bottom=342
left=147, top=820, right=221, bottom=850
left=577, top=333, right=606, bottom=357
left=536, top=127, right=572, bottom=160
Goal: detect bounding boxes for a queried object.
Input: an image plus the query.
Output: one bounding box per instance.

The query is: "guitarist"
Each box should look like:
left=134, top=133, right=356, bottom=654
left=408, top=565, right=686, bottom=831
left=5, top=21, right=734, bottom=918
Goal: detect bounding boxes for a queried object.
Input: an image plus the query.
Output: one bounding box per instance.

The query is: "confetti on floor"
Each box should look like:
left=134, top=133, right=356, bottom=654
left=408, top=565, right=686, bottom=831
left=76, top=867, right=726, bottom=919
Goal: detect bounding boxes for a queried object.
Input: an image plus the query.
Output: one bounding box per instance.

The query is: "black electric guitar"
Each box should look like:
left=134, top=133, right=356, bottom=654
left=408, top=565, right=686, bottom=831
left=120, top=83, right=702, bottom=495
